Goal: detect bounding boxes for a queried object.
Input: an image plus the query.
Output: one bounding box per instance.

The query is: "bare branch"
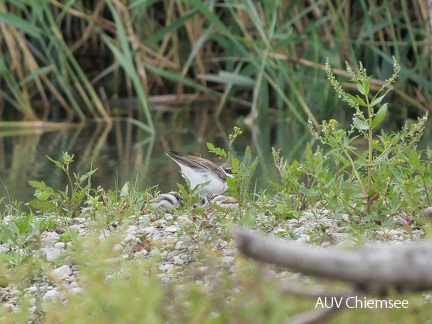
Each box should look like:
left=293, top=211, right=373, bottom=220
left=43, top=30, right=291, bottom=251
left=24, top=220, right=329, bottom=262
left=234, top=228, right=432, bottom=293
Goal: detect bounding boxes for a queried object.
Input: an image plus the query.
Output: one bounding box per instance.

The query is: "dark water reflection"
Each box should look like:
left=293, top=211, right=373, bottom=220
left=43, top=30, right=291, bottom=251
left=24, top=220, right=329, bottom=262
left=1, top=112, right=431, bottom=211
left=0, top=112, right=311, bottom=208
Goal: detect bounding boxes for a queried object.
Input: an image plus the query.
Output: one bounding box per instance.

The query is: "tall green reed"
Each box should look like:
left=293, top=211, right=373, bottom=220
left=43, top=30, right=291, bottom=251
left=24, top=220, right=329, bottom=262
left=0, top=0, right=430, bottom=127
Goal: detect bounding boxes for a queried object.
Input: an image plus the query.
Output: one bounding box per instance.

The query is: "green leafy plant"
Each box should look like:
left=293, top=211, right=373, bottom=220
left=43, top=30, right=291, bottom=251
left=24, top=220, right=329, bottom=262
left=275, top=58, right=430, bottom=223
left=28, top=152, right=96, bottom=218
left=207, top=126, right=258, bottom=206
left=0, top=211, right=50, bottom=267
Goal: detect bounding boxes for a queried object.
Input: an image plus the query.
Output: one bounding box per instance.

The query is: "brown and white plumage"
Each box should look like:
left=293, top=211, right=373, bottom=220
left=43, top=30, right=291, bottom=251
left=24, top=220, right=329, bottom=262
left=209, top=194, right=239, bottom=209
left=150, top=191, right=183, bottom=211
left=166, top=151, right=232, bottom=196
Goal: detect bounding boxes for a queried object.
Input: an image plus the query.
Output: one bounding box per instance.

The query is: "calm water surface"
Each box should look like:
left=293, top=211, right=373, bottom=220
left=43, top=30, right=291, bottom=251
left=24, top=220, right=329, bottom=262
left=1, top=113, right=431, bottom=210
left=0, top=113, right=310, bottom=208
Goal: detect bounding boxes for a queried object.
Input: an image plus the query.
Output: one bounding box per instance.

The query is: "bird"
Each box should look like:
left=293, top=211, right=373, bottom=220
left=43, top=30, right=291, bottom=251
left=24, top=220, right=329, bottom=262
left=149, top=191, right=183, bottom=211
left=166, top=151, right=232, bottom=197
left=209, top=194, right=239, bottom=209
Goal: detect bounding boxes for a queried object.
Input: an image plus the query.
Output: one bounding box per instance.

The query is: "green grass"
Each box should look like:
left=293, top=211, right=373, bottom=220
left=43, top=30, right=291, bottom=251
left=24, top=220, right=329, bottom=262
left=0, top=61, right=431, bottom=323
left=0, top=0, right=430, bottom=128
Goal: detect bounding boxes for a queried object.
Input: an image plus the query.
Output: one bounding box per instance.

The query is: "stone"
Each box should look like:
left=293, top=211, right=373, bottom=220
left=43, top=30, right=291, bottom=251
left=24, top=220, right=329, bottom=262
left=165, top=225, right=178, bottom=233
left=42, top=248, right=62, bottom=262
left=43, top=290, right=60, bottom=301
left=52, top=265, right=72, bottom=278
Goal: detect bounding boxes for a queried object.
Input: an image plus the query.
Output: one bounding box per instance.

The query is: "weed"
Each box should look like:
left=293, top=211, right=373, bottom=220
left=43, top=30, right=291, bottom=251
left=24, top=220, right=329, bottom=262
left=208, top=126, right=258, bottom=206
left=273, top=58, right=430, bottom=223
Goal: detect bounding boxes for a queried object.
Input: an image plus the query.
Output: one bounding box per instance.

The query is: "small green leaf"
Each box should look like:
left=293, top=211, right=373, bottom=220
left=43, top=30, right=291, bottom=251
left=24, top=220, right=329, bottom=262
left=357, top=83, right=365, bottom=95
left=353, top=117, right=369, bottom=130
left=28, top=180, right=47, bottom=189
left=120, top=182, right=130, bottom=197
left=370, top=94, right=385, bottom=107
left=346, top=93, right=367, bottom=106
left=46, top=155, right=64, bottom=169
left=207, top=142, right=227, bottom=159
left=363, top=77, right=371, bottom=95
left=34, top=190, right=50, bottom=201
left=371, top=104, right=387, bottom=129
left=298, top=188, right=321, bottom=197
left=0, top=11, right=42, bottom=37
left=79, top=169, right=97, bottom=182
left=28, top=199, right=58, bottom=212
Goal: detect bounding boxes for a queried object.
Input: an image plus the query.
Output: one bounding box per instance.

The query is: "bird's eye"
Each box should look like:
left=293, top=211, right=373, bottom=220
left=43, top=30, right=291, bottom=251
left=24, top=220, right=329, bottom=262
left=220, top=163, right=232, bottom=174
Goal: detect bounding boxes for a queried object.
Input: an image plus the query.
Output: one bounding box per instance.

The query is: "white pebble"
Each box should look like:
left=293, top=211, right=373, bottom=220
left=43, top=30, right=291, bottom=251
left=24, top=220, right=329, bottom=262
left=52, top=265, right=72, bottom=278
left=174, top=241, right=184, bottom=250
left=126, top=225, right=138, bottom=234
left=70, top=287, right=83, bottom=294
left=69, top=225, right=81, bottom=232
left=54, top=242, right=66, bottom=250
left=42, top=248, right=62, bottom=262
left=149, top=248, right=161, bottom=257
left=141, top=226, right=156, bottom=235
left=27, top=286, right=38, bottom=293
left=221, top=256, right=235, bottom=265
left=43, top=290, right=60, bottom=301
left=3, top=303, right=14, bottom=310
left=173, top=256, right=184, bottom=265
left=159, top=263, right=174, bottom=271
left=165, top=225, right=178, bottom=233
left=124, top=234, right=139, bottom=244
left=10, top=289, right=20, bottom=296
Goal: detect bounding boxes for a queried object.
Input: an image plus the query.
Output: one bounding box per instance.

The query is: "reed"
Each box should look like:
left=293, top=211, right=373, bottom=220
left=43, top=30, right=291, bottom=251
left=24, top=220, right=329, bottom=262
left=0, top=0, right=430, bottom=127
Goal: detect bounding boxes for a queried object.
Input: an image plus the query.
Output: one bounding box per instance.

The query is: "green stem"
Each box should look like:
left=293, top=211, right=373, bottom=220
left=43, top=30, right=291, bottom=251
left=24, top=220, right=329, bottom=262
left=366, top=94, right=373, bottom=215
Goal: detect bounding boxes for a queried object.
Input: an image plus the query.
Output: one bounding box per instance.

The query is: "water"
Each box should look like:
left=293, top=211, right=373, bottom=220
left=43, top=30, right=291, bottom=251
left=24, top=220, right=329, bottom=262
left=2, top=112, right=431, bottom=210
left=0, top=113, right=310, bottom=208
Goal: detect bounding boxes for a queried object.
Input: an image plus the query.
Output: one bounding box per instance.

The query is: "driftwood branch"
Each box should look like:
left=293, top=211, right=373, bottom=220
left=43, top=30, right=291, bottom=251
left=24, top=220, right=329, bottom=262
left=234, top=228, right=432, bottom=294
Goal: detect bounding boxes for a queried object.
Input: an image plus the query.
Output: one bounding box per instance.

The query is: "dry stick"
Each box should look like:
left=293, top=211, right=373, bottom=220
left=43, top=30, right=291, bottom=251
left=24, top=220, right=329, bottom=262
left=234, top=228, right=432, bottom=294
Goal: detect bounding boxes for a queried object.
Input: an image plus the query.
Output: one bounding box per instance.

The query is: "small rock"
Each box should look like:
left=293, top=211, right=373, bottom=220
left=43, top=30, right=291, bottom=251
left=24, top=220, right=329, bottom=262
left=42, top=248, right=62, bottom=262
left=113, top=244, right=123, bottom=252
left=126, top=225, right=138, bottom=234
left=173, top=256, right=184, bottom=265
left=42, top=232, right=60, bottom=245
left=387, top=229, right=403, bottom=237
left=159, top=263, right=174, bottom=271
left=199, top=266, right=209, bottom=273
left=43, top=290, right=60, bottom=301
left=70, top=287, right=83, bottom=294
left=10, top=289, right=20, bottom=297
left=329, top=233, right=349, bottom=244
left=0, top=245, right=9, bottom=253
left=141, top=226, right=156, bottom=235
left=321, top=241, right=332, bottom=248
left=174, top=241, right=184, bottom=250
left=3, top=303, right=14, bottom=310
left=54, top=242, right=66, bottom=250
left=149, top=248, right=161, bottom=257
left=221, top=256, right=235, bottom=265
left=69, top=225, right=82, bottom=232
left=27, top=286, right=38, bottom=293
left=124, top=234, right=139, bottom=244
left=52, top=265, right=72, bottom=278
left=423, top=207, right=432, bottom=219
left=165, top=225, right=178, bottom=233
left=156, top=274, right=171, bottom=283
left=296, top=234, right=311, bottom=243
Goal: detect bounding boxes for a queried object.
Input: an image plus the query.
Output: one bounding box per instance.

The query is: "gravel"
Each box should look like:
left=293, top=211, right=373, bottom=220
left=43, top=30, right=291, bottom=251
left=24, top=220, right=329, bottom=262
left=0, top=206, right=426, bottom=317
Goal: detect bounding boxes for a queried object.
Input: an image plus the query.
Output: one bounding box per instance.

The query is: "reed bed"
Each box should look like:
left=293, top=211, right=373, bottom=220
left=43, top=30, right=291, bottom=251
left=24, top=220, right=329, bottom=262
left=0, top=0, right=431, bottom=132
